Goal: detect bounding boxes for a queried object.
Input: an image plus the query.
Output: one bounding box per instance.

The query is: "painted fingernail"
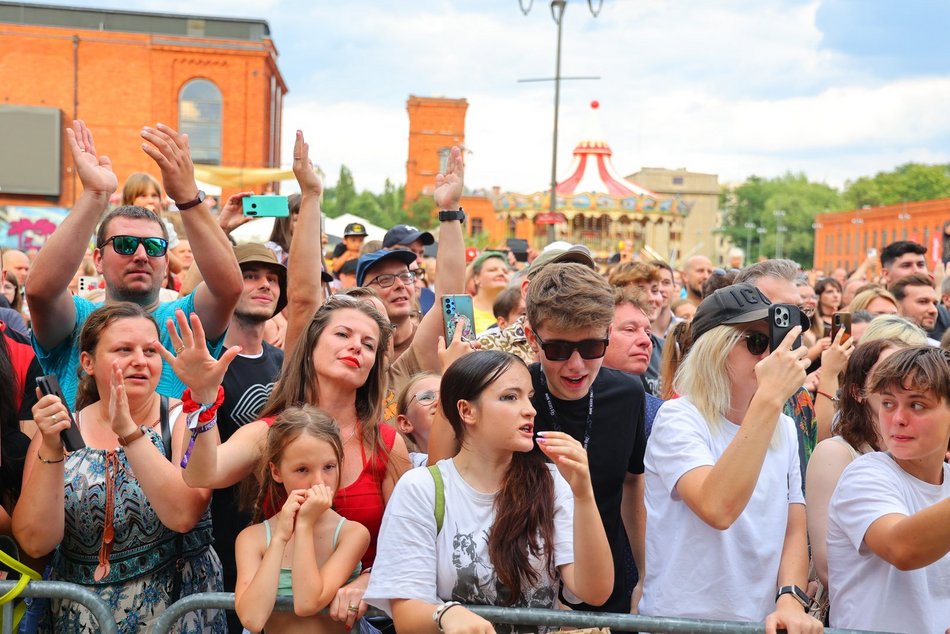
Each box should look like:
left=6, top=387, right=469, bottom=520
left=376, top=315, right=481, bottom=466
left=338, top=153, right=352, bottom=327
left=536, top=431, right=550, bottom=436
left=536, top=437, right=546, bottom=444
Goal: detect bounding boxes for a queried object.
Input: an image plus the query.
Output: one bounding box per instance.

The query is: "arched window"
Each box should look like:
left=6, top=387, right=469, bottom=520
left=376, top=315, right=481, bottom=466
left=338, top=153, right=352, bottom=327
left=179, top=79, right=222, bottom=165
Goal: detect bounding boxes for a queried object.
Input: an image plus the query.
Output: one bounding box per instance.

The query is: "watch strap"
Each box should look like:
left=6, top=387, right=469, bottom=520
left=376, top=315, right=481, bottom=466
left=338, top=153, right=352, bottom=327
left=175, top=190, right=206, bottom=210
left=775, top=584, right=811, bottom=609
left=438, top=208, right=465, bottom=223
left=117, top=425, right=148, bottom=447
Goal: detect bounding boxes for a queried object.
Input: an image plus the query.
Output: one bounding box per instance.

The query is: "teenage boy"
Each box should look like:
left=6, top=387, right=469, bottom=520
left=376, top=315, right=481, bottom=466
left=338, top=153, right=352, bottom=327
left=525, top=263, right=647, bottom=615
left=827, top=346, right=950, bottom=633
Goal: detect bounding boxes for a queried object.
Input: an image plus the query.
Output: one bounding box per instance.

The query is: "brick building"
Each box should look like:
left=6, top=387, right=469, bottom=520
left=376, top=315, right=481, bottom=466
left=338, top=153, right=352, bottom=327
left=814, top=198, right=950, bottom=273
left=0, top=1, right=286, bottom=212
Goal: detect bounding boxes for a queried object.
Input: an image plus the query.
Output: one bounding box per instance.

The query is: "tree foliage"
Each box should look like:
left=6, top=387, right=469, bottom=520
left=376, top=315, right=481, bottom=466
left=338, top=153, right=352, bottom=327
left=320, top=166, right=410, bottom=230
left=843, top=163, right=950, bottom=209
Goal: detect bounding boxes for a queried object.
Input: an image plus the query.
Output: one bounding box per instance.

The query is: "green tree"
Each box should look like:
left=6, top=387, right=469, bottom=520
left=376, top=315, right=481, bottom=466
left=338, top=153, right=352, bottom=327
left=843, top=163, right=950, bottom=208
left=721, top=172, right=843, bottom=267
left=406, top=196, right=437, bottom=230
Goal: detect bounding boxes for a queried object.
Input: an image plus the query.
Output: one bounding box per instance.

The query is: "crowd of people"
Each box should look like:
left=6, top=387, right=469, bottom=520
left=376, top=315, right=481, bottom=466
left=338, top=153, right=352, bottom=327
left=0, top=119, right=948, bottom=634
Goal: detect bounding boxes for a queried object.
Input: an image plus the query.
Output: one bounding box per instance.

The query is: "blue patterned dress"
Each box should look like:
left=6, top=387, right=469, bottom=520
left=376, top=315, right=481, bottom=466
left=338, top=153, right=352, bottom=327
left=41, top=428, right=226, bottom=634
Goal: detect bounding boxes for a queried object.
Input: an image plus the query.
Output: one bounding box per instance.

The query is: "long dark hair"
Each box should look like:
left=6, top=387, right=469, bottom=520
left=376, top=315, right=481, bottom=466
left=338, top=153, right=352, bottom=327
left=440, top=351, right=555, bottom=605
left=76, top=303, right=159, bottom=411
left=838, top=338, right=906, bottom=452
left=0, top=335, right=21, bottom=503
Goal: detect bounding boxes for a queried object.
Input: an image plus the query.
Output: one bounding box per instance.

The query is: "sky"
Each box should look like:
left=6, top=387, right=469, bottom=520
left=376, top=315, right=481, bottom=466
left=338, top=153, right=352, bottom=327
left=39, top=0, right=950, bottom=194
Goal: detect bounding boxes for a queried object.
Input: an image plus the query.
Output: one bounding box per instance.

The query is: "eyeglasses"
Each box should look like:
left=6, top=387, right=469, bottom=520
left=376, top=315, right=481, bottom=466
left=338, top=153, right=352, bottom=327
left=410, top=267, right=426, bottom=281
left=408, top=389, right=439, bottom=408
left=366, top=271, right=415, bottom=288
left=534, top=332, right=609, bottom=361
left=99, top=235, right=168, bottom=257
left=742, top=332, right=770, bottom=356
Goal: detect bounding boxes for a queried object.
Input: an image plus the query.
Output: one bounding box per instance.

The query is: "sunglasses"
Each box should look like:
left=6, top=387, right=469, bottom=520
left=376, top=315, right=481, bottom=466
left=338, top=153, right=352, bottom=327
left=535, top=332, right=609, bottom=361
left=366, top=271, right=415, bottom=288
left=99, top=235, right=168, bottom=257
left=742, top=332, right=770, bottom=356
left=408, top=389, right=439, bottom=407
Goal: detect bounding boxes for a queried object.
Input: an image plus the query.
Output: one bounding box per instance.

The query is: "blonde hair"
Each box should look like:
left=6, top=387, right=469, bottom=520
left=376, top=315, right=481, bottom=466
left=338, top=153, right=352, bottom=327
left=675, top=324, right=782, bottom=446
left=847, top=288, right=899, bottom=314
left=860, top=315, right=928, bottom=346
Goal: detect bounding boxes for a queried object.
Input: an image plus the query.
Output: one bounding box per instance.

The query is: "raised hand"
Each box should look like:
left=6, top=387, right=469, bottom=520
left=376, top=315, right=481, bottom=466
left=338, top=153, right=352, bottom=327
left=273, top=489, right=308, bottom=544
left=217, top=192, right=256, bottom=234
left=821, top=327, right=855, bottom=377
left=140, top=123, right=199, bottom=203
left=107, top=361, right=138, bottom=438
left=433, top=145, right=464, bottom=210
left=536, top=431, right=595, bottom=499
left=437, top=320, right=480, bottom=374
left=296, top=484, right=334, bottom=526
left=292, top=130, right=322, bottom=197
left=32, top=391, right=73, bottom=456
left=66, top=120, right=117, bottom=195
left=754, top=326, right=810, bottom=402
left=155, top=309, right=241, bottom=403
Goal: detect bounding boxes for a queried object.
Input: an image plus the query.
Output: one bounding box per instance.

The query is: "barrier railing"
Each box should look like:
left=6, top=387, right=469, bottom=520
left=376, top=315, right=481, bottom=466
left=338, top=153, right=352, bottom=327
left=150, top=591, right=885, bottom=634
left=0, top=580, right=118, bottom=634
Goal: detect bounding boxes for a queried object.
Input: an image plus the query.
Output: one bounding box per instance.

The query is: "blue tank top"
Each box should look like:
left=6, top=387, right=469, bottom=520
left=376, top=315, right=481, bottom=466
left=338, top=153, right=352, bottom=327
left=262, top=517, right=362, bottom=597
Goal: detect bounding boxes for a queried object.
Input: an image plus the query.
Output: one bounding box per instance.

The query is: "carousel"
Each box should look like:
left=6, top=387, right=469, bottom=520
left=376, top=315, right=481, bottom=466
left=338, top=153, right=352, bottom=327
left=495, top=101, right=691, bottom=256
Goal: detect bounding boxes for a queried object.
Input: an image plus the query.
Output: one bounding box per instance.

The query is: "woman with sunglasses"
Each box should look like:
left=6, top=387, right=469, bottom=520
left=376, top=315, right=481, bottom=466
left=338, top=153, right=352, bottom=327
left=641, top=283, right=822, bottom=633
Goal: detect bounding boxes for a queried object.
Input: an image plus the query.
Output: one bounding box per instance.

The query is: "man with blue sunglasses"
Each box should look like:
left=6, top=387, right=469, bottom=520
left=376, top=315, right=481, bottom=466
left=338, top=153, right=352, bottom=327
left=26, top=120, right=242, bottom=408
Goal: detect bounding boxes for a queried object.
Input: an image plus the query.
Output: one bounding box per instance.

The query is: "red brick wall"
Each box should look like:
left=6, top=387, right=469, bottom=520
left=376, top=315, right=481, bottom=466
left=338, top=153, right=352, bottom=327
left=0, top=23, right=285, bottom=208
left=405, top=96, right=467, bottom=205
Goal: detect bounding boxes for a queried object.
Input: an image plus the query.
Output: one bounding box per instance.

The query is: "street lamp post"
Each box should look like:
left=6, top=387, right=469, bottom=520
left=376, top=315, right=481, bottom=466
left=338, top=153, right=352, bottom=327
left=773, top=210, right=786, bottom=259
left=898, top=203, right=911, bottom=240
left=744, top=221, right=755, bottom=263
left=756, top=227, right=767, bottom=261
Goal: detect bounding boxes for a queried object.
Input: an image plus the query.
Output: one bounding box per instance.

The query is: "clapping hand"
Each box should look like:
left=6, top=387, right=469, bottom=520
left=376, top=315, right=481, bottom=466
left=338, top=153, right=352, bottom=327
left=140, top=123, right=199, bottom=204
left=434, top=146, right=464, bottom=210
left=107, top=362, right=138, bottom=438
left=67, top=119, right=117, bottom=196
left=292, top=130, right=322, bottom=198
left=155, top=309, right=241, bottom=403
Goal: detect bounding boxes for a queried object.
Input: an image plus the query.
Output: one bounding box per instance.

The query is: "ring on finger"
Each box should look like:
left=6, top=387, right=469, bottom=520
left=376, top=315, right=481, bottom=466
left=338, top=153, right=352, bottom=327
left=347, top=605, right=359, bottom=613
left=52, top=413, right=59, bottom=422
left=175, top=345, right=186, bottom=354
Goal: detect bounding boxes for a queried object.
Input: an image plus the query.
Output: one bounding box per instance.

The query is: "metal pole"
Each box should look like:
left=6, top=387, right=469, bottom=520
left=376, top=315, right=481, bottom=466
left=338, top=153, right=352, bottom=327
left=548, top=0, right=566, bottom=243
left=1, top=601, right=13, bottom=634
left=744, top=222, right=754, bottom=262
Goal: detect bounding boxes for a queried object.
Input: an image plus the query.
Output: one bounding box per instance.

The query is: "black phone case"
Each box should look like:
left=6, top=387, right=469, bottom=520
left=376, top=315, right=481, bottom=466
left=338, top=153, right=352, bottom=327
left=36, top=375, right=85, bottom=452
left=768, top=304, right=803, bottom=352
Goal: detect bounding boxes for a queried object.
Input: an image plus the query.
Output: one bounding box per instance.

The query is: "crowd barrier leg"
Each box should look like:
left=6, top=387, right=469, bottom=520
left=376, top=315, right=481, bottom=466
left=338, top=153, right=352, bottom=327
left=1, top=601, right=13, bottom=634
left=0, top=580, right=118, bottom=634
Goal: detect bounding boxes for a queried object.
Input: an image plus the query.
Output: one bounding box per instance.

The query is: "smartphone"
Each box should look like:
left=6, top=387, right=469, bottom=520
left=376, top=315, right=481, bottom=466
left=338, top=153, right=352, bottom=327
left=507, top=238, right=529, bottom=263
left=831, top=312, right=852, bottom=343
left=867, top=247, right=877, bottom=258
left=769, top=304, right=803, bottom=352
left=36, top=375, right=85, bottom=452
left=242, top=195, right=289, bottom=217
left=442, top=294, right=476, bottom=343
left=77, top=276, right=99, bottom=293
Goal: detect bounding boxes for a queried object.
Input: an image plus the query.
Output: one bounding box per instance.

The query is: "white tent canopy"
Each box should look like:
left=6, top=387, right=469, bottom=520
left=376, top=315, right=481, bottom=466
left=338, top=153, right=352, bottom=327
left=324, top=214, right=387, bottom=241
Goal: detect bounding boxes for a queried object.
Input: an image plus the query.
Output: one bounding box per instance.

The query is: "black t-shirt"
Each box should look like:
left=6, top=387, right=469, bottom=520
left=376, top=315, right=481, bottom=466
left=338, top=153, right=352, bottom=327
left=213, top=344, right=284, bottom=587
left=529, top=364, right=646, bottom=614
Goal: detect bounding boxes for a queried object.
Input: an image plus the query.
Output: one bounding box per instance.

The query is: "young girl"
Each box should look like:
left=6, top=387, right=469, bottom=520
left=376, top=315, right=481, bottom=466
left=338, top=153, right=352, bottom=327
left=364, top=351, right=613, bottom=633
left=395, top=372, right=441, bottom=467
left=235, top=406, right=370, bottom=634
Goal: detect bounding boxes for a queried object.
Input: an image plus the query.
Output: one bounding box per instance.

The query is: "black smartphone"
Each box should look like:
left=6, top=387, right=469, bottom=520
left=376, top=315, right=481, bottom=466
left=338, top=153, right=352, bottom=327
left=36, top=375, right=85, bottom=452
left=506, top=238, right=529, bottom=263
left=769, top=304, right=803, bottom=352
left=831, top=312, right=852, bottom=343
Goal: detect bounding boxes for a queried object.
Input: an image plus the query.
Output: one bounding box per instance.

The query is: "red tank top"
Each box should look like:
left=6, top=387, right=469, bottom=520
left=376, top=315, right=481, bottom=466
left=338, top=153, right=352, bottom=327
left=263, top=417, right=395, bottom=569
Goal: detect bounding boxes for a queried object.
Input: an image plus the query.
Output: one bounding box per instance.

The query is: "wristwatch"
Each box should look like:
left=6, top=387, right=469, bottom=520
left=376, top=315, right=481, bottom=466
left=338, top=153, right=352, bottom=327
left=117, top=425, right=149, bottom=447
left=775, top=585, right=812, bottom=609
left=174, top=190, right=206, bottom=210
left=438, top=208, right=465, bottom=223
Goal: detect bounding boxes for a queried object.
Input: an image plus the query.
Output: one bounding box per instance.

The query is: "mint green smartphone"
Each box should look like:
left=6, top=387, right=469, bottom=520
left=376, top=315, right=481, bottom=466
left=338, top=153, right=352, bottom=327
left=242, top=195, right=289, bottom=217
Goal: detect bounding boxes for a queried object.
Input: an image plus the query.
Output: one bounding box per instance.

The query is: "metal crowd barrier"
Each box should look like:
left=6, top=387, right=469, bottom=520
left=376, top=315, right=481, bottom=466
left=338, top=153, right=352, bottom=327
left=0, top=580, right=118, bottom=634
left=149, top=591, right=887, bottom=634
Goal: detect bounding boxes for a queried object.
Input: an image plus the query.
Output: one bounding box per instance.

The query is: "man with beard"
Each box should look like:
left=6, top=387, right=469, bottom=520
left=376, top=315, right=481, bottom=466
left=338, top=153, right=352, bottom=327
left=681, top=255, right=713, bottom=307
left=26, top=120, right=241, bottom=407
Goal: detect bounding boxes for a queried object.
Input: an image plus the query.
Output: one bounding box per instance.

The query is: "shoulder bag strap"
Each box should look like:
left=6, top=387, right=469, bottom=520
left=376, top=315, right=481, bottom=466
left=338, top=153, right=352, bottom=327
left=427, top=464, right=445, bottom=535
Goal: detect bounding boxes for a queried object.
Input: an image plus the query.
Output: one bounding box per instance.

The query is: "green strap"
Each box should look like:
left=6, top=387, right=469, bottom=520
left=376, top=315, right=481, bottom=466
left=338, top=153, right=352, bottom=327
left=427, top=464, right=445, bottom=535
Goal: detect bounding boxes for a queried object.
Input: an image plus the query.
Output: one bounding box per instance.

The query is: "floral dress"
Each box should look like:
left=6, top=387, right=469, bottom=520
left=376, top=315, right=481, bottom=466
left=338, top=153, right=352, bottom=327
left=41, top=428, right=225, bottom=634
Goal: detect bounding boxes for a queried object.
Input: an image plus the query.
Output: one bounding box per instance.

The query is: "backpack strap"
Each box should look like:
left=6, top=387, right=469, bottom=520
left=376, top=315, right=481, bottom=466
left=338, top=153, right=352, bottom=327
left=160, top=395, right=171, bottom=460
left=427, top=464, right=445, bottom=535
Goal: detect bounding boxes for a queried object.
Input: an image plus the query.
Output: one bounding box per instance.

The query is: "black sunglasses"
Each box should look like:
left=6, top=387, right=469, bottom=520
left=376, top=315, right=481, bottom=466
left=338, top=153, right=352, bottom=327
left=535, top=332, right=609, bottom=361
left=99, top=235, right=168, bottom=257
left=743, top=332, right=770, bottom=356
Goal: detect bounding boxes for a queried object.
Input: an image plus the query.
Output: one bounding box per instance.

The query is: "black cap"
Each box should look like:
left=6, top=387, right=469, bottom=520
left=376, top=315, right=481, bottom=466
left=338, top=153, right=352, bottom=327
left=383, top=224, right=434, bottom=248
left=344, top=223, right=368, bottom=237
left=691, top=283, right=772, bottom=342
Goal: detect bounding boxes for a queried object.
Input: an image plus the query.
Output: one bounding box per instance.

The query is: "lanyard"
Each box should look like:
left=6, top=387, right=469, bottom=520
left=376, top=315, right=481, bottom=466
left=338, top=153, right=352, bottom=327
left=540, top=370, right=595, bottom=450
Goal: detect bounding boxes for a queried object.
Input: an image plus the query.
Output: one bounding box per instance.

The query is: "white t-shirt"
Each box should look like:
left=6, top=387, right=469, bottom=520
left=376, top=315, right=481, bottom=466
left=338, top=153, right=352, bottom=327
left=364, top=459, right=574, bottom=626
left=640, top=397, right=804, bottom=622
left=827, top=452, right=950, bottom=633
